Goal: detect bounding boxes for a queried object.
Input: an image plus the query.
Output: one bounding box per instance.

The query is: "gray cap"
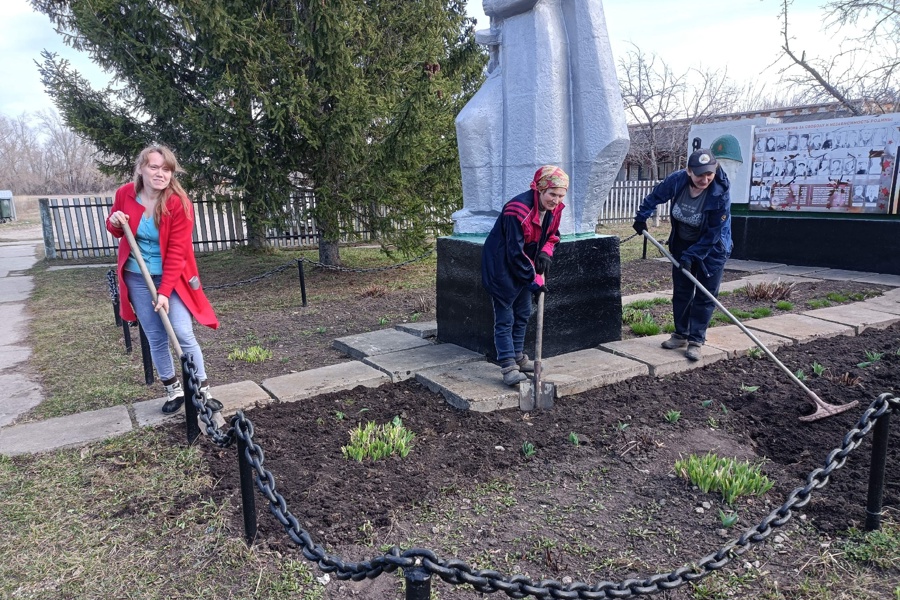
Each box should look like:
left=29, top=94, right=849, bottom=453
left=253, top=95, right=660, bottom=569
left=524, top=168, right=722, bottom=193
left=688, top=149, right=718, bottom=175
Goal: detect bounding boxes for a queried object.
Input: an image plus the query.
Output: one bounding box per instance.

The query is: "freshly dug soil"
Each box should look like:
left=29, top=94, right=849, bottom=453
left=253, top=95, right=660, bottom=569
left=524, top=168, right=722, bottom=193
left=200, top=295, right=900, bottom=598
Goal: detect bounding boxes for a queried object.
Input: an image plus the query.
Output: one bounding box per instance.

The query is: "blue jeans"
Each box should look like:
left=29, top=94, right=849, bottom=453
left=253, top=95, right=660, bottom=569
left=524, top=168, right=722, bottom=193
left=669, top=237, right=725, bottom=345
left=491, top=287, right=532, bottom=363
left=123, top=270, right=207, bottom=381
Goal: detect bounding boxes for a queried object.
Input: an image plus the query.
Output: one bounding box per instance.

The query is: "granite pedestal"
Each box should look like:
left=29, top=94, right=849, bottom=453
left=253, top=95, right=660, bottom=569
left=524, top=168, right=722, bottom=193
left=436, top=235, right=621, bottom=360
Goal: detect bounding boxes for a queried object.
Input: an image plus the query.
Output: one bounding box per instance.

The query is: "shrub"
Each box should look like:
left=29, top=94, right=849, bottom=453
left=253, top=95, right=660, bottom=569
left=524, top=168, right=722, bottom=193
left=744, top=280, right=795, bottom=301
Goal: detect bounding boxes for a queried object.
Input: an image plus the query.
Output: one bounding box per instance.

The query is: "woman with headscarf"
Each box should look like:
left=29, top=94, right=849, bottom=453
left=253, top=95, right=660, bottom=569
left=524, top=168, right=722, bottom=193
left=481, top=165, right=568, bottom=386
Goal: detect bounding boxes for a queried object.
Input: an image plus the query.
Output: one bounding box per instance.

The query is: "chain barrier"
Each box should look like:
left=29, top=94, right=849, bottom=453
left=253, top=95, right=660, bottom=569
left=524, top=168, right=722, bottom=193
left=215, top=385, right=897, bottom=599
left=203, top=249, right=435, bottom=291
left=105, top=268, right=119, bottom=302
left=183, top=354, right=235, bottom=448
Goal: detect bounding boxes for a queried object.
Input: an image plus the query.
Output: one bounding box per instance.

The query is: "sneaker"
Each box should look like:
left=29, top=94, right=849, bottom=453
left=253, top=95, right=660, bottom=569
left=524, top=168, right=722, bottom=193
left=161, top=380, right=185, bottom=414
left=661, top=335, right=688, bottom=350
left=685, top=342, right=703, bottom=362
left=199, top=385, right=224, bottom=412
left=500, top=363, right=527, bottom=386
left=515, top=353, right=535, bottom=373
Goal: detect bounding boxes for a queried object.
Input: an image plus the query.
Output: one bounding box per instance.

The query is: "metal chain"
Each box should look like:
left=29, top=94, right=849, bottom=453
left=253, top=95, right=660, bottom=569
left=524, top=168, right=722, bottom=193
left=226, top=390, right=897, bottom=599
left=105, top=268, right=119, bottom=302
left=204, top=249, right=435, bottom=291
left=182, top=355, right=235, bottom=447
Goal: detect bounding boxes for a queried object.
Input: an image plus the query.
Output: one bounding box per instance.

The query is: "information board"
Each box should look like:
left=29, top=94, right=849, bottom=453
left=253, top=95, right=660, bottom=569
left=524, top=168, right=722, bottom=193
left=749, top=114, right=900, bottom=214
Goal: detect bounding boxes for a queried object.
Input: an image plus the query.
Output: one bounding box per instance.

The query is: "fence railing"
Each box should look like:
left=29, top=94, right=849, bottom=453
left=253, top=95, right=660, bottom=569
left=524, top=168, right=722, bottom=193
left=599, top=179, right=665, bottom=224
left=39, top=181, right=664, bottom=259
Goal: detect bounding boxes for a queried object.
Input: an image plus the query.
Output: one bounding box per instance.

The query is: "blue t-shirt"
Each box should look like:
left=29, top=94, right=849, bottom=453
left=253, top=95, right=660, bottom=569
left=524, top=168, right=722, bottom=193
left=124, top=212, right=162, bottom=275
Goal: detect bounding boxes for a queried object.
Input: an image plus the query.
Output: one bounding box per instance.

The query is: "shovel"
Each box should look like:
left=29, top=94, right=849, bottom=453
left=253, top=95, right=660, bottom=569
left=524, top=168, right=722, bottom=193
left=121, top=224, right=226, bottom=430
left=519, top=291, right=555, bottom=410
left=641, top=231, right=857, bottom=422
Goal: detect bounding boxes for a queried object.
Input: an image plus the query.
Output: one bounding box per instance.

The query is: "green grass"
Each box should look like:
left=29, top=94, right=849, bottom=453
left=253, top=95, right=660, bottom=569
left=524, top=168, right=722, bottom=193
left=776, top=300, right=794, bottom=310
left=807, top=298, right=832, bottom=309
left=842, top=520, right=900, bottom=570
left=227, top=345, right=274, bottom=362
left=0, top=431, right=327, bottom=599
left=624, top=297, right=671, bottom=310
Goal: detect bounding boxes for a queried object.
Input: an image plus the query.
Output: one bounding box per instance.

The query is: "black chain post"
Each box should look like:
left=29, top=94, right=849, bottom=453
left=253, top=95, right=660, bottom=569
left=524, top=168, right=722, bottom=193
left=237, top=427, right=258, bottom=546
left=181, top=354, right=201, bottom=445
left=122, top=321, right=133, bottom=354
left=404, top=563, right=431, bottom=600
left=297, top=259, right=308, bottom=307
left=138, top=323, right=154, bottom=385
left=865, top=408, right=891, bottom=531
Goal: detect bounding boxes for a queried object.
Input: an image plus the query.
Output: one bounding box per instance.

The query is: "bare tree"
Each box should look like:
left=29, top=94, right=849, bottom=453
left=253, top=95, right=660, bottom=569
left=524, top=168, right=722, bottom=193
left=618, top=44, right=686, bottom=179
left=777, top=0, right=900, bottom=114
left=619, top=44, right=743, bottom=179
left=0, top=110, right=117, bottom=195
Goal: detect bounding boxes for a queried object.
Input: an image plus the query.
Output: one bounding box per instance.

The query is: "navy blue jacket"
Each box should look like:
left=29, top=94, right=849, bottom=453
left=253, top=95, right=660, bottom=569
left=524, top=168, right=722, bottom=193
left=481, top=190, right=564, bottom=307
left=635, top=168, right=732, bottom=273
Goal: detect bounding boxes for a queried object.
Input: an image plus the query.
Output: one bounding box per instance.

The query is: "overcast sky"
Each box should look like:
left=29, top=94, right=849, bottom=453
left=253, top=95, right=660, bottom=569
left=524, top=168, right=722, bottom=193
left=0, top=0, right=849, bottom=118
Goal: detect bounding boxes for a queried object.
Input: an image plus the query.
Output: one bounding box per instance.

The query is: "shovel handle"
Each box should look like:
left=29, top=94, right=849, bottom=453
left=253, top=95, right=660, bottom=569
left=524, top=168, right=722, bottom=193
left=121, top=224, right=184, bottom=358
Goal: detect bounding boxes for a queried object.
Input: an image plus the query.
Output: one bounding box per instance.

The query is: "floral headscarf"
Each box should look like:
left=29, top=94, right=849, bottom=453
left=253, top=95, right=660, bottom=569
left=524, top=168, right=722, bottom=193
left=529, top=165, right=569, bottom=193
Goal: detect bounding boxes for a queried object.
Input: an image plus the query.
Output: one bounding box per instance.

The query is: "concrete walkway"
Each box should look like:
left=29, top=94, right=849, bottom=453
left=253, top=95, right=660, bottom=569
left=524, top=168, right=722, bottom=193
left=2, top=233, right=900, bottom=455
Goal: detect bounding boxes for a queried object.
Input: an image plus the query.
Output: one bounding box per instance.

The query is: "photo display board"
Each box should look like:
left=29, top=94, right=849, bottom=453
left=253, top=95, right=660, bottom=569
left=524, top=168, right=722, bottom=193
left=749, top=114, right=900, bottom=214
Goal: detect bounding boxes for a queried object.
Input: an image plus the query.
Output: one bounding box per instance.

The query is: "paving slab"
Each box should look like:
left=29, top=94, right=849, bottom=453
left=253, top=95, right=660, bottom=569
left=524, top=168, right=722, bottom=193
left=262, top=361, right=389, bottom=403
left=542, top=349, right=649, bottom=397
left=745, top=314, right=854, bottom=343
left=704, top=326, right=794, bottom=359
left=802, top=305, right=900, bottom=335
left=599, top=334, right=728, bottom=377
left=841, top=273, right=900, bottom=288
left=0, top=373, right=43, bottom=427
left=765, top=265, right=830, bottom=276
left=135, top=380, right=273, bottom=428
left=363, top=343, right=482, bottom=383
left=724, top=259, right=785, bottom=272
left=621, top=291, right=671, bottom=305
left=0, top=303, right=30, bottom=345
left=333, top=329, right=432, bottom=360
left=0, top=244, right=39, bottom=258
left=0, top=405, right=131, bottom=456
left=394, top=320, right=438, bottom=338
left=0, top=276, right=33, bottom=303
left=858, top=296, right=900, bottom=316
left=415, top=361, right=519, bottom=412
left=0, top=345, right=30, bottom=370
left=804, top=268, right=875, bottom=282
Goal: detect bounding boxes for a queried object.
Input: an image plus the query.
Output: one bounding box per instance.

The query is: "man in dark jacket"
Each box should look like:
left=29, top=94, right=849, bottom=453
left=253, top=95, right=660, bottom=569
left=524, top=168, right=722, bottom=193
left=481, top=165, right=568, bottom=385
left=632, top=149, right=732, bottom=361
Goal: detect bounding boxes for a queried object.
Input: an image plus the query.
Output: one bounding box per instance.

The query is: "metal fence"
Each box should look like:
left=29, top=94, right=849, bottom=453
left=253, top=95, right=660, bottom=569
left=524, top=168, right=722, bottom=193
left=39, top=181, right=664, bottom=259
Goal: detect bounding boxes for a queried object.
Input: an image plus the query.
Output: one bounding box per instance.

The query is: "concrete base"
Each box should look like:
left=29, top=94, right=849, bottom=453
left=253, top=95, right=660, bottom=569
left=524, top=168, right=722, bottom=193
left=436, top=235, right=621, bottom=360
left=542, top=349, right=649, bottom=397
left=134, top=380, right=273, bottom=428
left=262, top=361, right=390, bottom=403
left=395, top=321, right=438, bottom=338
left=363, top=343, right=483, bottom=383
left=704, top=326, right=794, bottom=359
left=745, top=314, right=854, bottom=343
left=731, top=215, right=900, bottom=276
left=802, top=305, right=900, bottom=335
left=333, top=329, right=432, bottom=360
left=862, top=296, right=900, bottom=315
left=415, top=361, right=520, bottom=412
left=0, top=405, right=131, bottom=456
left=599, top=334, right=728, bottom=376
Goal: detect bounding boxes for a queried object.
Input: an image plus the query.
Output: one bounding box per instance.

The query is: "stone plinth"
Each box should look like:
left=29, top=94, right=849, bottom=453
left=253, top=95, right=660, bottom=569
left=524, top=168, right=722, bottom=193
left=436, top=235, right=621, bottom=360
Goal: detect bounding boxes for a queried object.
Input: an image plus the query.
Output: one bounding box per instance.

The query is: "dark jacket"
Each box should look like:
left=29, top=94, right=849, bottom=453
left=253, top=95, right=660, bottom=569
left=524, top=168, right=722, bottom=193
left=635, top=168, right=732, bottom=273
left=481, top=190, right=564, bottom=307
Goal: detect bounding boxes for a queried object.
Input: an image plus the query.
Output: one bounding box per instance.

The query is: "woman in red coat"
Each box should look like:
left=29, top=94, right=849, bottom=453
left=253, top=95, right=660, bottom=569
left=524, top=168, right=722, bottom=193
left=106, top=145, right=222, bottom=414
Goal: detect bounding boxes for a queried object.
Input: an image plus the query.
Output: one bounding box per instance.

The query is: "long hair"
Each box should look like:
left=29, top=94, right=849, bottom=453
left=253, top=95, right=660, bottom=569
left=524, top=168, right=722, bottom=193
left=133, top=145, right=192, bottom=227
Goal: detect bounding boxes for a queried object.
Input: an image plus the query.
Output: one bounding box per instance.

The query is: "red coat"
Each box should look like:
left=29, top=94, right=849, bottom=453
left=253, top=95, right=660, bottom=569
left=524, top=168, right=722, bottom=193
left=106, top=183, right=219, bottom=329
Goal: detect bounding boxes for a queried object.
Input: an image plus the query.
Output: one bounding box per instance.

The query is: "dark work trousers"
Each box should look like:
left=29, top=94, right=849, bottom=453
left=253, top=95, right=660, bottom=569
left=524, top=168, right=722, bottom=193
left=669, top=236, right=725, bottom=345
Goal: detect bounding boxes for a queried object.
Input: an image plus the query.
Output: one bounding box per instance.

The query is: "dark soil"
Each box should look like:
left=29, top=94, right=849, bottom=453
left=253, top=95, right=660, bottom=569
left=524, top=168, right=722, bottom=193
left=197, top=260, right=900, bottom=599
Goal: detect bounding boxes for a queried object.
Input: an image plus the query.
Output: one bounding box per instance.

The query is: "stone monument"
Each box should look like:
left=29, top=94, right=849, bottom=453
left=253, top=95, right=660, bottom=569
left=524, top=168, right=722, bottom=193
left=438, top=0, right=630, bottom=359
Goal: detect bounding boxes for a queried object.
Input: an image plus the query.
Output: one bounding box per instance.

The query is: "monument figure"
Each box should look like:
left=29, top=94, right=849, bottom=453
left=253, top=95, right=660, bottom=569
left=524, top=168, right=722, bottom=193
left=453, top=0, right=629, bottom=235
